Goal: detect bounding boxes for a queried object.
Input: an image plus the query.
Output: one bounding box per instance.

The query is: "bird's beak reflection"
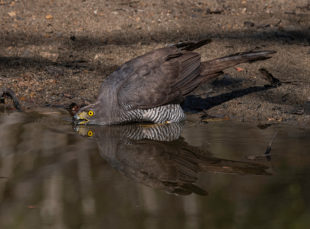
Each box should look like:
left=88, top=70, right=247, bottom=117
left=74, top=125, right=94, bottom=137
left=73, top=111, right=89, bottom=125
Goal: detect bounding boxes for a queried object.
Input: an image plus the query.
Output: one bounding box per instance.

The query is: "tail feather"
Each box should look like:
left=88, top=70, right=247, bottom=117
left=179, top=50, right=275, bottom=96
left=198, top=158, right=271, bottom=175
left=200, top=50, right=276, bottom=76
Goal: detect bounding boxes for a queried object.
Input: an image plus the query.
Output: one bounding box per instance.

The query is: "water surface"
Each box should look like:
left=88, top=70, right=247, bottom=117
left=0, top=111, right=310, bottom=229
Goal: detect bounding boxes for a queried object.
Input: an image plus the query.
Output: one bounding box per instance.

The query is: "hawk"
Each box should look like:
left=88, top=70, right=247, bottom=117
left=74, top=40, right=275, bottom=125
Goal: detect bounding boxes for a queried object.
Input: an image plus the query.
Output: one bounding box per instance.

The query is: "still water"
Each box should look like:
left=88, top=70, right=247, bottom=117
left=0, top=110, right=310, bottom=229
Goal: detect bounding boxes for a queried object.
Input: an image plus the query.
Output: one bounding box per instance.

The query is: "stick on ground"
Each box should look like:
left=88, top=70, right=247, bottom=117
left=0, top=87, right=23, bottom=111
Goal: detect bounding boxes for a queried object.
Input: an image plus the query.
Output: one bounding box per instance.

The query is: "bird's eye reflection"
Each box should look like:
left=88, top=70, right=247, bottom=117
left=73, top=125, right=95, bottom=137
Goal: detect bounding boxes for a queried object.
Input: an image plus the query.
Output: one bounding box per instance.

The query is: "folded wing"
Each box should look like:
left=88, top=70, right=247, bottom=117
left=117, top=47, right=202, bottom=110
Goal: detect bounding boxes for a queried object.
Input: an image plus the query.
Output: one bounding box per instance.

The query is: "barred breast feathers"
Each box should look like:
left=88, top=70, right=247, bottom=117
left=120, top=104, right=185, bottom=124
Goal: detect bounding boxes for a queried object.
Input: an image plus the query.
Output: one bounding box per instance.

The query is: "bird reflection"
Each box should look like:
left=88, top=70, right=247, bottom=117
left=75, top=123, right=270, bottom=195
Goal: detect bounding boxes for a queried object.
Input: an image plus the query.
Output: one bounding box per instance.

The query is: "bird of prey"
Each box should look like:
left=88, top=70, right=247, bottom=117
left=74, top=40, right=275, bottom=125
left=75, top=123, right=270, bottom=195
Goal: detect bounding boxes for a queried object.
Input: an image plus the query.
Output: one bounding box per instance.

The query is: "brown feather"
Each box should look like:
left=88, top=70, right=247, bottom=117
left=116, top=45, right=275, bottom=110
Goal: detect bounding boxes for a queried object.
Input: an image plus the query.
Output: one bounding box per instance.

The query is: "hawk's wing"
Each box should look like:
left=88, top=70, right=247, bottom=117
left=117, top=47, right=201, bottom=110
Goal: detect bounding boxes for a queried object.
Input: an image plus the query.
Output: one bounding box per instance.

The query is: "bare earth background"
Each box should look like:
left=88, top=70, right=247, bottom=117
left=0, top=0, right=309, bottom=126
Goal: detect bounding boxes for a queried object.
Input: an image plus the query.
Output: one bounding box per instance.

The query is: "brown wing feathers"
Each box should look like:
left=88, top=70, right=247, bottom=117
left=118, top=40, right=275, bottom=110
left=169, top=52, right=201, bottom=89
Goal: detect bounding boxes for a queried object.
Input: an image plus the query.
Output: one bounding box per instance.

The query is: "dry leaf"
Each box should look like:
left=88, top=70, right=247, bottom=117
left=222, top=166, right=231, bottom=169
left=45, top=14, right=53, bottom=20
left=30, top=92, right=36, bottom=98
left=8, top=11, right=16, bottom=17
left=267, top=117, right=282, bottom=122
left=235, top=67, right=244, bottom=72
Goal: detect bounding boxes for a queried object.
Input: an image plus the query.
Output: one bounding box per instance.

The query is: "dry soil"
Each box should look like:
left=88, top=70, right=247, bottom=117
left=0, top=0, right=309, bottom=127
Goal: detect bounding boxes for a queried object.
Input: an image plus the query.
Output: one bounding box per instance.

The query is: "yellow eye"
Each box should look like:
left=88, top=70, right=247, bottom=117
left=87, top=130, right=93, bottom=137
left=88, top=110, right=94, bottom=116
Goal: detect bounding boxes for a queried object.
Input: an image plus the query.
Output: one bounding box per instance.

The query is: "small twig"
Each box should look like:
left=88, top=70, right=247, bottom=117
left=206, top=9, right=223, bottom=14
left=264, top=131, right=278, bottom=161
left=259, top=68, right=281, bottom=87
left=0, top=87, right=23, bottom=111
left=247, top=131, right=278, bottom=161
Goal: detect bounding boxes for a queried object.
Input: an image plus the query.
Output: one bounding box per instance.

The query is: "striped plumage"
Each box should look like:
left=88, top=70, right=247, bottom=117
left=120, top=122, right=183, bottom=141
left=74, top=40, right=275, bottom=125
left=120, top=104, right=185, bottom=124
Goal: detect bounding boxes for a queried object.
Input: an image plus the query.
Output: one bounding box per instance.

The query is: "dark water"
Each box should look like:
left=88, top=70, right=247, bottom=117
left=0, top=111, right=310, bottom=229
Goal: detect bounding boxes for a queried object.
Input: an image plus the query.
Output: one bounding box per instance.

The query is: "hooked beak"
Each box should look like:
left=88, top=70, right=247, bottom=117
left=73, top=111, right=89, bottom=125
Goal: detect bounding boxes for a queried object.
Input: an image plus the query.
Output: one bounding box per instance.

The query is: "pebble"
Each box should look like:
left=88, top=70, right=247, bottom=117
left=244, top=21, right=255, bottom=27
left=40, top=52, right=59, bottom=62
left=8, top=11, right=16, bottom=17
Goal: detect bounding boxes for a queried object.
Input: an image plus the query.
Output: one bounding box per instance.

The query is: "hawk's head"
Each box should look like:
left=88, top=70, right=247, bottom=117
left=73, top=103, right=100, bottom=125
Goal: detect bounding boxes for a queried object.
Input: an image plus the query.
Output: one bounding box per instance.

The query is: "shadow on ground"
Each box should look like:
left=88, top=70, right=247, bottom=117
left=1, top=28, right=309, bottom=48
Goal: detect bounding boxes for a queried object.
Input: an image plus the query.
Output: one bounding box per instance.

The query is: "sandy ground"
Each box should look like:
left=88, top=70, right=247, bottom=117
left=0, top=0, right=309, bottom=127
